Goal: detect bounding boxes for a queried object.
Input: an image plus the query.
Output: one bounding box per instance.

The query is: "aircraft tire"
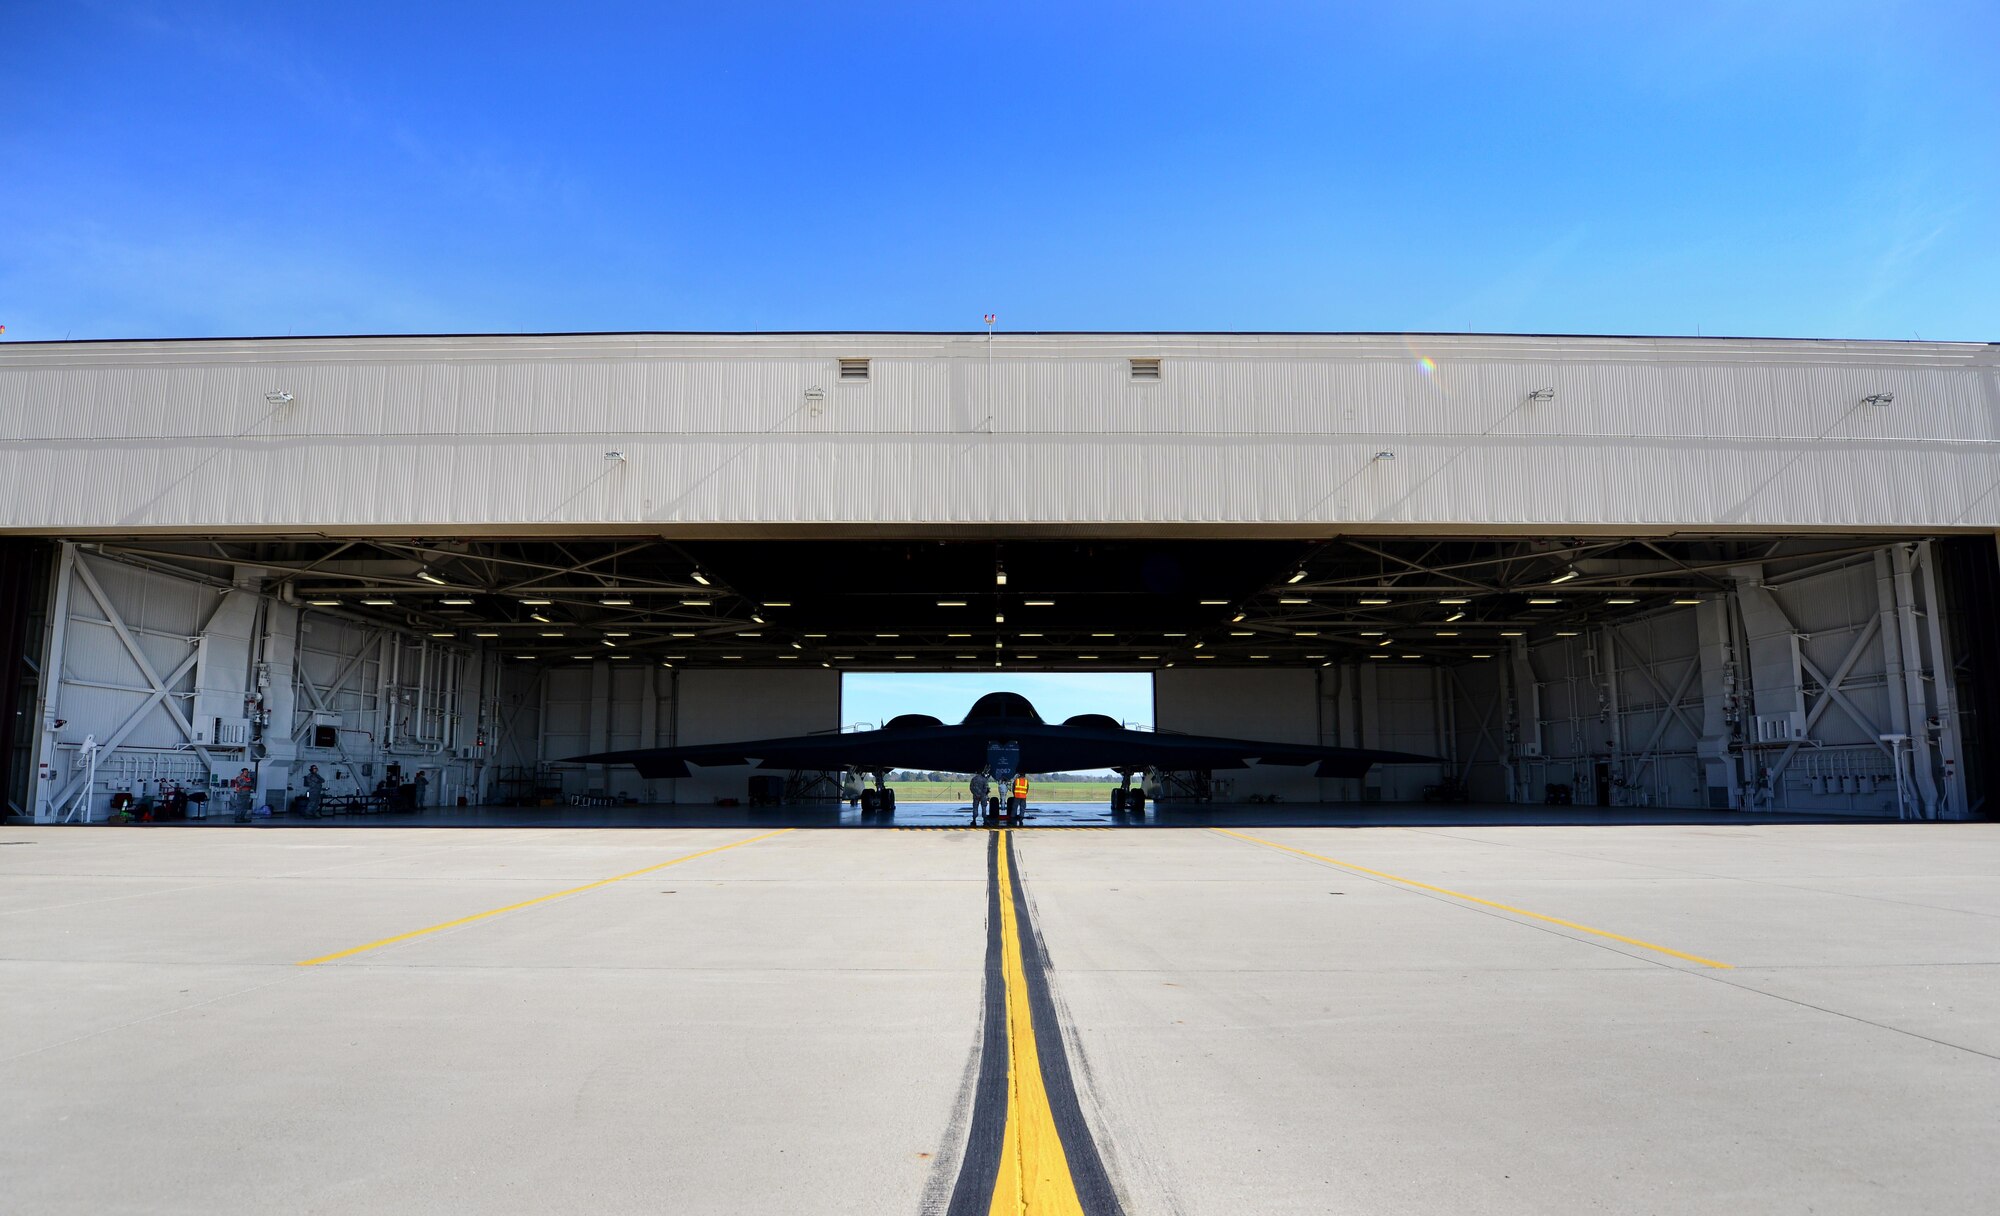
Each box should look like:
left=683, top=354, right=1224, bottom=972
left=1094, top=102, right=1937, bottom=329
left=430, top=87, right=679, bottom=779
left=1128, top=789, right=1146, bottom=817
left=1110, top=788, right=1127, bottom=813
left=859, top=788, right=878, bottom=815
left=881, top=788, right=896, bottom=812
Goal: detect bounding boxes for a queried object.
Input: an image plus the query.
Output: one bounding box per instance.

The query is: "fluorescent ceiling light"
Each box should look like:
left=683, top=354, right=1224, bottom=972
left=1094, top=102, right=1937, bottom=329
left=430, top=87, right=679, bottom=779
left=1359, top=631, right=1384, bottom=636
left=1439, top=598, right=1470, bottom=605
left=680, top=600, right=712, bottom=607
left=540, top=631, right=564, bottom=637
left=671, top=632, right=695, bottom=638
left=1091, top=632, right=1113, bottom=638
left=605, top=632, right=631, bottom=637
left=1016, top=654, right=1038, bottom=659
left=362, top=599, right=394, bottom=606
left=1077, top=654, right=1098, bottom=659
left=441, top=598, right=474, bottom=605
left=1199, top=600, right=1228, bottom=606
left=1196, top=654, right=1214, bottom=660
left=1501, top=631, right=1524, bottom=637
left=1017, top=633, right=1041, bottom=638
left=1607, top=598, right=1638, bottom=605
left=530, top=613, right=551, bottom=623
left=804, top=632, right=827, bottom=638
left=521, top=599, right=552, bottom=606
left=1528, top=598, right=1559, bottom=605
left=1473, top=653, right=1493, bottom=659
left=307, top=599, right=339, bottom=607
left=1377, top=638, right=1393, bottom=646
left=429, top=632, right=452, bottom=638
left=1163, top=632, right=1186, bottom=637
left=417, top=571, right=446, bottom=585
left=1229, top=631, right=1254, bottom=637
left=1231, top=612, right=1247, bottom=622
left=1279, top=597, right=1309, bottom=605
left=1556, top=631, right=1580, bottom=637
left=1359, top=597, right=1390, bottom=605
left=876, top=633, right=899, bottom=638
left=1674, top=598, right=1703, bottom=605
left=474, top=631, right=498, bottom=638
left=737, top=631, right=761, bottom=637
left=995, top=570, right=1007, bottom=586
left=1286, top=571, right=1307, bottom=584
left=763, top=602, right=791, bottom=608
left=1436, top=631, right=1459, bottom=637
left=1250, top=654, right=1270, bottom=659
left=937, top=600, right=967, bottom=607
left=1024, top=600, right=1055, bottom=607
left=1295, top=631, right=1319, bottom=637
left=948, top=633, right=972, bottom=638
left=751, top=615, right=766, bottom=624
left=1549, top=570, right=1580, bottom=584
left=691, top=572, right=711, bottom=586
left=1445, top=611, right=1466, bottom=622
left=601, top=598, right=632, bottom=606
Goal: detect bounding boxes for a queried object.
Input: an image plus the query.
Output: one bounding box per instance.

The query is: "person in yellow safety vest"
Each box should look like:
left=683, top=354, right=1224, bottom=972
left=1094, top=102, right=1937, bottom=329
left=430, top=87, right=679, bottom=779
left=1012, top=776, right=1029, bottom=801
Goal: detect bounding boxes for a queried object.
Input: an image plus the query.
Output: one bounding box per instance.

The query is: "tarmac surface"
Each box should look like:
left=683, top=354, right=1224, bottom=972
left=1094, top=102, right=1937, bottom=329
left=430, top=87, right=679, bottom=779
left=3, top=808, right=1996, bottom=1213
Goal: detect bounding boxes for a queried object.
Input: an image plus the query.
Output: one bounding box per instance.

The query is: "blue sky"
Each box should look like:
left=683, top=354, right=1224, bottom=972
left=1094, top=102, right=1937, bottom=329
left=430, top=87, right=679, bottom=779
left=843, top=673, right=1152, bottom=737
left=2, top=2, right=1994, bottom=342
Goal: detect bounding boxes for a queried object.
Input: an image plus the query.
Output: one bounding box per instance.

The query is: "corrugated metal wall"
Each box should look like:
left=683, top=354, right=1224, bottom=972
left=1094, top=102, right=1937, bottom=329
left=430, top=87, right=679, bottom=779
left=1, top=333, right=1993, bottom=533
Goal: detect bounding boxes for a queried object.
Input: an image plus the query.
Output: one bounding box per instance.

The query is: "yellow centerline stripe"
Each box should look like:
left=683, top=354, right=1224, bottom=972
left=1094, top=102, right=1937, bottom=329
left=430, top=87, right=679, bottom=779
left=295, top=828, right=794, bottom=966
left=1212, top=828, right=1732, bottom=969
left=989, top=830, right=1089, bottom=1216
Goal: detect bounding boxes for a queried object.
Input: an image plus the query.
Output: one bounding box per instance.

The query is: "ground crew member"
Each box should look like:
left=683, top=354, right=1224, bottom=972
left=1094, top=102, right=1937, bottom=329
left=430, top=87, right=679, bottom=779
left=1011, top=775, right=1029, bottom=820
left=412, top=770, right=429, bottom=809
left=231, top=768, right=254, bottom=823
left=303, top=765, right=326, bottom=818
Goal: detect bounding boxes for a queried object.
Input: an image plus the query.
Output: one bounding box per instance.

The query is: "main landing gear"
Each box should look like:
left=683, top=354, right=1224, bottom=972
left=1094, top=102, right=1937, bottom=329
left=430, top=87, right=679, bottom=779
left=1110, top=773, right=1146, bottom=821
left=981, top=796, right=1023, bottom=826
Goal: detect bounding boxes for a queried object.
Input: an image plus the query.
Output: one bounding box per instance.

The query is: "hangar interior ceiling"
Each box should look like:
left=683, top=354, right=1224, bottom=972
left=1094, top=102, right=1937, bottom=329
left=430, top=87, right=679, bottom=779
left=72, top=533, right=1921, bottom=670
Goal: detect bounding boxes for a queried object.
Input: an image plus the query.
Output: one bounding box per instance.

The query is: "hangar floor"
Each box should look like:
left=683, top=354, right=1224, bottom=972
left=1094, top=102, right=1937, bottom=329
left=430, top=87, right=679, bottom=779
left=3, top=822, right=1995, bottom=1213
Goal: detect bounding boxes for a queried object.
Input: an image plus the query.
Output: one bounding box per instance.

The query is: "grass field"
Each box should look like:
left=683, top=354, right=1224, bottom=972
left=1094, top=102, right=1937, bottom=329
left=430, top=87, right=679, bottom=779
left=879, top=780, right=1119, bottom=803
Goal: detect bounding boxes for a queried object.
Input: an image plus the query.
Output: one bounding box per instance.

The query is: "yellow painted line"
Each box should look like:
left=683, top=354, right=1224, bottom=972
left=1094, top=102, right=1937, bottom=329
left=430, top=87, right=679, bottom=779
left=1212, top=827, right=1732, bottom=969
left=990, top=830, right=1088, bottom=1216
left=296, top=828, right=794, bottom=966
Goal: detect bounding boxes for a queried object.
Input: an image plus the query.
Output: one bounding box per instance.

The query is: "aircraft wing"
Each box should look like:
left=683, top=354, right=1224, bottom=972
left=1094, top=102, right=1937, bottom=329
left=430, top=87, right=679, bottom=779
left=567, top=720, right=1435, bottom=779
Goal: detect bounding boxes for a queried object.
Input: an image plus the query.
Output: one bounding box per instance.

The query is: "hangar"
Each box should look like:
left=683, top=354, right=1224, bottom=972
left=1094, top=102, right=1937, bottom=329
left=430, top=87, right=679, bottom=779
left=2, top=330, right=1995, bottom=822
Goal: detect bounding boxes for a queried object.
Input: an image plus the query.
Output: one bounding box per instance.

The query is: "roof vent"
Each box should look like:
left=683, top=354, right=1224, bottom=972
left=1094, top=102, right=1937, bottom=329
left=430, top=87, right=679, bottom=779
left=1129, top=357, right=1162, bottom=383
left=838, top=358, right=870, bottom=383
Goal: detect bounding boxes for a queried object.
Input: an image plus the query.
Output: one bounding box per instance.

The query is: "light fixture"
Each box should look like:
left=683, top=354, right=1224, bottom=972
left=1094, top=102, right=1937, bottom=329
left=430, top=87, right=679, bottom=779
left=1439, top=598, right=1469, bottom=605
left=515, top=654, right=535, bottom=660
left=1556, top=630, right=1580, bottom=637
left=1472, top=653, right=1493, bottom=659
left=601, top=640, right=618, bottom=648
left=1287, top=571, right=1307, bottom=585
left=603, top=451, right=625, bottom=462
left=1196, top=655, right=1214, bottom=660
left=1374, top=451, right=1396, bottom=461
left=1230, top=631, right=1254, bottom=637
left=763, top=602, right=791, bottom=608
left=530, top=612, right=551, bottom=623
left=1863, top=392, right=1894, bottom=407
left=737, top=631, right=761, bottom=637
left=474, top=632, right=499, bottom=638
left=995, top=567, right=1007, bottom=586
left=307, top=599, right=340, bottom=607
left=1359, top=631, right=1383, bottom=636
left=776, top=654, right=796, bottom=660
left=680, top=600, right=712, bottom=607
left=691, top=572, right=712, bottom=586
left=1445, top=611, right=1466, bottom=622
left=1436, top=631, right=1459, bottom=637
left=723, top=655, right=743, bottom=660
left=1402, top=654, right=1421, bottom=659
left=1016, top=654, right=1038, bottom=659
left=1017, top=633, right=1041, bottom=638
left=429, top=632, right=453, bottom=638
left=1369, top=654, right=1388, bottom=660
left=665, top=654, right=686, bottom=660
left=540, top=631, right=564, bottom=637
left=572, top=654, right=592, bottom=660
left=1231, top=612, right=1246, bottom=622
left=601, top=598, right=632, bottom=606
left=605, top=632, right=631, bottom=638
left=1279, top=597, right=1309, bottom=605
left=1140, top=654, right=1158, bottom=660
left=937, top=600, right=967, bottom=607
left=1549, top=569, right=1580, bottom=584
left=1377, top=638, right=1393, bottom=647
left=948, top=632, right=972, bottom=638
left=1199, top=599, right=1228, bottom=606
left=1163, top=632, right=1186, bottom=637
left=1527, top=387, right=1556, bottom=402
left=264, top=390, right=294, bottom=405
left=441, top=598, right=474, bottom=606
left=1250, top=654, right=1270, bottom=660
left=1359, top=597, right=1390, bottom=605
left=1024, top=600, right=1055, bottom=607
left=362, top=598, right=394, bottom=606
left=1607, top=597, right=1638, bottom=605
left=894, top=654, right=915, bottom=660
left=417, top=570, right=447, bottom=586
left=875, top=633, right=899, bottom=638
left=1673, top=598, right=1702, bottom=605
left=995, top=614, right=1005, bottom=624
left=804, top=633, right=827, bottom=638
left=1078, top=654, right=1098, bottom=660
left=1091, top=632, right=1114, bottom=638
left=1295, top=631, right=1319, bottom=637
left=791, top=641, right=803, bottom=650
left=959, top=654, right=981, bottom=659
left=1528, top=598, right=1559, bottom=605
left=671, top=631, right=695, bottom=638
left=751, top=614, right=766, bottom=625
left=521, top=599, right=552, bottom=606
left=1501, top=630, right=1524, bottom=637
